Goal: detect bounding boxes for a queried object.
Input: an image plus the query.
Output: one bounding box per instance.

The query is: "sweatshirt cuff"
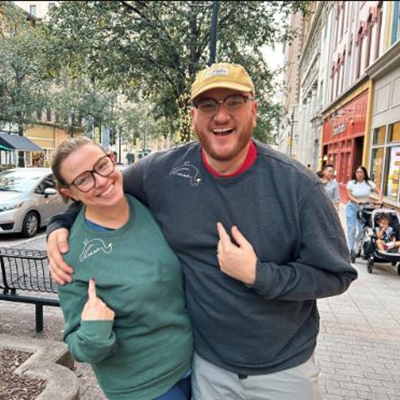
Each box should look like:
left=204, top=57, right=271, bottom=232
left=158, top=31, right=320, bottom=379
left=247, top=260, right=274, bottom=295
left=79, top=320, right=114, bottom=344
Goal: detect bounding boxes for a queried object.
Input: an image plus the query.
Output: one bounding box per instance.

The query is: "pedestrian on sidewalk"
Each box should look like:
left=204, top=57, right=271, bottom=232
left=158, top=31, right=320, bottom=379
left=47, top=62, right=357, bottom=400
left=319, top=164, right=340, bottom=212
left=51, top=137, right=192, bottom=400
left=346, top=165, right=383, bottom=259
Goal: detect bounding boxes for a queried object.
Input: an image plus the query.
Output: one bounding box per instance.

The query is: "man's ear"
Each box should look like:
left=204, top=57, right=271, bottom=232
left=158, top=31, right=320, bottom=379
left=191, top=107, right=198, bottom=137
left=60, top=187, right=77, bottom=202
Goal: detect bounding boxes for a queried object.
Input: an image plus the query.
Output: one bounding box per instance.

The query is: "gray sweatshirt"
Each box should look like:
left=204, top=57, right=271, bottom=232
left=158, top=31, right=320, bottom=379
left=48, top=140, right=357, bottom=375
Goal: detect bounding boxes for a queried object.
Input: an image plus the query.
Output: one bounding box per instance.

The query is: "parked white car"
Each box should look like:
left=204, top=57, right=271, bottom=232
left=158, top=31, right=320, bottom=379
left=0, top=168, right=67, bottom=237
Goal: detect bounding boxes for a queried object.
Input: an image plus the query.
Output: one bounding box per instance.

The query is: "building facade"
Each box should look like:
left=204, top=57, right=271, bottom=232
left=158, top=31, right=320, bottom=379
left=288, top=1, right=400, bottom=206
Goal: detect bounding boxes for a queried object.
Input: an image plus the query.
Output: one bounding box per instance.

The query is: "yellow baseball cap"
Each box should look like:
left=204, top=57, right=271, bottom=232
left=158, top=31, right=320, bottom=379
left=190, top=63, right=255, bottom=101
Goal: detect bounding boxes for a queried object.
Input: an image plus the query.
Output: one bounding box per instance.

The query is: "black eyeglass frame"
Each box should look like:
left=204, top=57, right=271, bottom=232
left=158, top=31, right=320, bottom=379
left=192, top=94, right=254, bottom=114
left=66, top=154, right=115, bottom=193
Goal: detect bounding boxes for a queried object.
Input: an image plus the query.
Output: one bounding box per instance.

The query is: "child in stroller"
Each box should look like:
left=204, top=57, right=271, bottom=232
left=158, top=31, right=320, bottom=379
left=358, top=207, right=400, bottom=274
left=375, top=213, right=400, bottom=252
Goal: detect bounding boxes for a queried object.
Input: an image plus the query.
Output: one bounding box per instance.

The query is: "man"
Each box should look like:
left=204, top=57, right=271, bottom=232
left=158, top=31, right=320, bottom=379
left=47, top=63, right=357, bottom=400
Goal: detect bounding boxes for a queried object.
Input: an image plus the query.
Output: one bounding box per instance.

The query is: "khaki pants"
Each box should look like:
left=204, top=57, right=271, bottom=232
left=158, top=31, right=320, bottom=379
left=192, top=352, right=323, bottom=400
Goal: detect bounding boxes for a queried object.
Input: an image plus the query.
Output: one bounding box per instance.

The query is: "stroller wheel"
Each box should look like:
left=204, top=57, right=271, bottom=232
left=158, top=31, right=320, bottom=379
left=397, top=264, right=400, bottom=276
left=350, top=249, right=357, bottom=263
left=367, top=259, right=374, bottom=273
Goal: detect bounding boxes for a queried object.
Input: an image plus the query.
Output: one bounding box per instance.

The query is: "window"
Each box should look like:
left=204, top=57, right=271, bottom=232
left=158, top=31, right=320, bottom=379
left=29, top=5, right=37, bottom=17
left=384, top=146, right=400, bottom=200
left=355, top=23, right=365, bottom=79
left=388, top=122, right=400, bottom=142
left=46, top=108, right=52, bottom=122
left=391, top=1, right=400, bottom=45
left=374, top=3, right=383, bottom=61
left=371, top=148, right=384, bottom=190
left=365, top=16, right=373, bottom=68
left=371, top=121, right=400, bottom=201
left=373, top=126, right=386, bottom=144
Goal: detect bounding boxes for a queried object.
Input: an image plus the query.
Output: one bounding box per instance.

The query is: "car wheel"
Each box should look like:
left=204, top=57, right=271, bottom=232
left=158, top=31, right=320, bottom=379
left=22, top=212, right=39, bottom=237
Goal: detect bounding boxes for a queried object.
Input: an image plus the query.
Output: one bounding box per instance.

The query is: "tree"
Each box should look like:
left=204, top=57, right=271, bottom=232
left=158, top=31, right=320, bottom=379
left=46, top=1, right=307, bottom=143
left=0, top=2, right=51, bottom=136
left=50, top=75, right=117, bottom=137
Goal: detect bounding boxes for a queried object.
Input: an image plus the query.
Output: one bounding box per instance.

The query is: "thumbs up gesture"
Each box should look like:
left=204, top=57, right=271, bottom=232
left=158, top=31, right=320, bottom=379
left=81, top=278, right=115, bottom=321
left=216, top=222, right=257, bottom=286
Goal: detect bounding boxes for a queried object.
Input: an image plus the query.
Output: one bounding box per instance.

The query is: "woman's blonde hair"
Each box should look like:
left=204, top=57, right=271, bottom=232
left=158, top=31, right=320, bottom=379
left=51, top=137, right=105, bottom=202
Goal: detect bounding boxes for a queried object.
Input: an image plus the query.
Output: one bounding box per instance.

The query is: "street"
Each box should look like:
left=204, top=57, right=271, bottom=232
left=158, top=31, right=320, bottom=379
left=0, top=207, right=400, bottom=399
left=0, top=229, right=46, bottom=248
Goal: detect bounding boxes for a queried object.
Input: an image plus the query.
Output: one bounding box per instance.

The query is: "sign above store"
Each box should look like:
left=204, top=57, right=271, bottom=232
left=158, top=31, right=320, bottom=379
left=333, top=122, right=347, bottom=135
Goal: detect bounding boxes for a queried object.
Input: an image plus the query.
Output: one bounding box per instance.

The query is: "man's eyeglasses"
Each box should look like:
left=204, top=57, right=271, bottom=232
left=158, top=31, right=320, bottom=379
left=192, top=94, right=254, bottom=115
left=67, top=154, right=115, bottom=192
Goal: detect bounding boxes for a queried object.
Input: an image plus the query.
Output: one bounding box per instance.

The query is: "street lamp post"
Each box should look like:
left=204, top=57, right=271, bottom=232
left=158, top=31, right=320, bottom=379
left=209, top=0, right=219, bottom=65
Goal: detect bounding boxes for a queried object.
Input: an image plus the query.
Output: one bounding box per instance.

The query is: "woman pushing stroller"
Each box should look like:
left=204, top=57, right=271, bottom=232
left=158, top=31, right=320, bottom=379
left=346, top=166, right=383, bottom=259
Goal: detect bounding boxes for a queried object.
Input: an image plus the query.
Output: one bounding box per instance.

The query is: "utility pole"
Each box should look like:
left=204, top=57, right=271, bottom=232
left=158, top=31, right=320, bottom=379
left=209, top=0, right=219, bottom=65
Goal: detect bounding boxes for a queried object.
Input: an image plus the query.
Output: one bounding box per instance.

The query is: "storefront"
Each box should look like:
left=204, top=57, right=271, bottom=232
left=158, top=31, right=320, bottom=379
left=0, top=133, right=43, bottom=168
left=322, top=88, right=369, bottom=200
left=367, top=40, right=400, bottom=209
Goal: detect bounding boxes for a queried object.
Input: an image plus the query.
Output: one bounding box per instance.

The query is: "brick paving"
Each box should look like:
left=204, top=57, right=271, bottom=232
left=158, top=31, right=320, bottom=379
left=1, top=204, right=400, bottom=399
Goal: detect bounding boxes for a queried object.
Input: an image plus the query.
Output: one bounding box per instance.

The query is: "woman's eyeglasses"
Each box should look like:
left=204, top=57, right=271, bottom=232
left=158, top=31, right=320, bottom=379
left=67, top=154, right=115, bottom=192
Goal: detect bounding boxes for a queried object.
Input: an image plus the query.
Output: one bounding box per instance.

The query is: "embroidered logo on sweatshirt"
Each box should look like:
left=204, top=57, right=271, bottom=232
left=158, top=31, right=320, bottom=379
left=170, top=161, right=201, bottom=186
left=79, top=238, right=113, bottom=262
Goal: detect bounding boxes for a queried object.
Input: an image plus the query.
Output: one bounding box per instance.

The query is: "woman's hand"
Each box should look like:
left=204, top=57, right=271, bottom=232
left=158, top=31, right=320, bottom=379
left=81, top=279, right=115, bottom=321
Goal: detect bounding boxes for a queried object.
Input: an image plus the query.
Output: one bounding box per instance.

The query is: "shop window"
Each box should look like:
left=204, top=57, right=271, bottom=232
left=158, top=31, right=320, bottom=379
left=388, top=121, right=400, bottom=142
left=384, top=146, right=400, bottom=200
left=373, top=126, right=386, bottom=144
left=371, top=147, right=384, bottom=190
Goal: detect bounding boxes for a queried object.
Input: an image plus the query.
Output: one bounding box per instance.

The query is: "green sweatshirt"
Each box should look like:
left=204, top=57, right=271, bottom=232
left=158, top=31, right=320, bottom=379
left=58, top=195, right=193, bottom=400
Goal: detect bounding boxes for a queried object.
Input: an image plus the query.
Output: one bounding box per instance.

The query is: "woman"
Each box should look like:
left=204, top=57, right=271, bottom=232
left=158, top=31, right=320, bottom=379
left=319, top=164, right=340, bottom=212
left=51, top=137, right=192, bottom=400
left=346, top=165, right=383, bottom=261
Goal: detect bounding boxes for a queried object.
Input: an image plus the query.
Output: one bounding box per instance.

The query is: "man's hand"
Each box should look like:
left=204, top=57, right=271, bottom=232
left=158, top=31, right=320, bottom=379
left=47, top=228, right=73, bottom=285
left=216, top=222, right=257, bottom=286
left=81, top=279, right=115, bottom=321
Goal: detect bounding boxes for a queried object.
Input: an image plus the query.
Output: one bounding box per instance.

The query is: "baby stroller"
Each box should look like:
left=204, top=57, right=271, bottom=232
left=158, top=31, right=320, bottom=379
left=356, top=205, right=400, bottom=275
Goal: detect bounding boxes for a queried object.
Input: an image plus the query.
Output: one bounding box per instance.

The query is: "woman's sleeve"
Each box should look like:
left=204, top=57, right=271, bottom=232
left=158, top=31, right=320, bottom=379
left=58, top=282, right=117, bottom=363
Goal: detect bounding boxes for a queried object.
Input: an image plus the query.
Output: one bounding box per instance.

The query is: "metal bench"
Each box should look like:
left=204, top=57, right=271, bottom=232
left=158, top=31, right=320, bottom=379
left=0, top=247, right=59, bottom=332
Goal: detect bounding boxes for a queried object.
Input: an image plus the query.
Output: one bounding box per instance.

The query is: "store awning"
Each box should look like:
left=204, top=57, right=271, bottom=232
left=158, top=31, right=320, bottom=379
left=0, top=133, right=42, bottom=151
left=0, top=144, right=11, bottom=151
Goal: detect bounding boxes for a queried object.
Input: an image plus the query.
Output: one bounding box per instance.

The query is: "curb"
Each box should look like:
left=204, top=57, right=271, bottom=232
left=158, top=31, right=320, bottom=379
left=0, top=334, right=79, bottom=399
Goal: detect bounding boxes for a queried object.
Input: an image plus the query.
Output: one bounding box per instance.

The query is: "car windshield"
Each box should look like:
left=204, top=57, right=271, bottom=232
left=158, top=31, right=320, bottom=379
left=0, top=170, right=43, bottom=192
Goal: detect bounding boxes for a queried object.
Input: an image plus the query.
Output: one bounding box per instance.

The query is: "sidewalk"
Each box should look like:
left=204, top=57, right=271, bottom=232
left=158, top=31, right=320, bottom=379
left=1, top=207, right=400, bottom=399
left=316, top=204, right=400, bottom=399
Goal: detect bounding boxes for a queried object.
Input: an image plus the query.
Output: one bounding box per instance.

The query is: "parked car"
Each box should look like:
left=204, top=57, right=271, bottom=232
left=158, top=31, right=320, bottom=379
left=0, top=168, right=67, bottom=237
